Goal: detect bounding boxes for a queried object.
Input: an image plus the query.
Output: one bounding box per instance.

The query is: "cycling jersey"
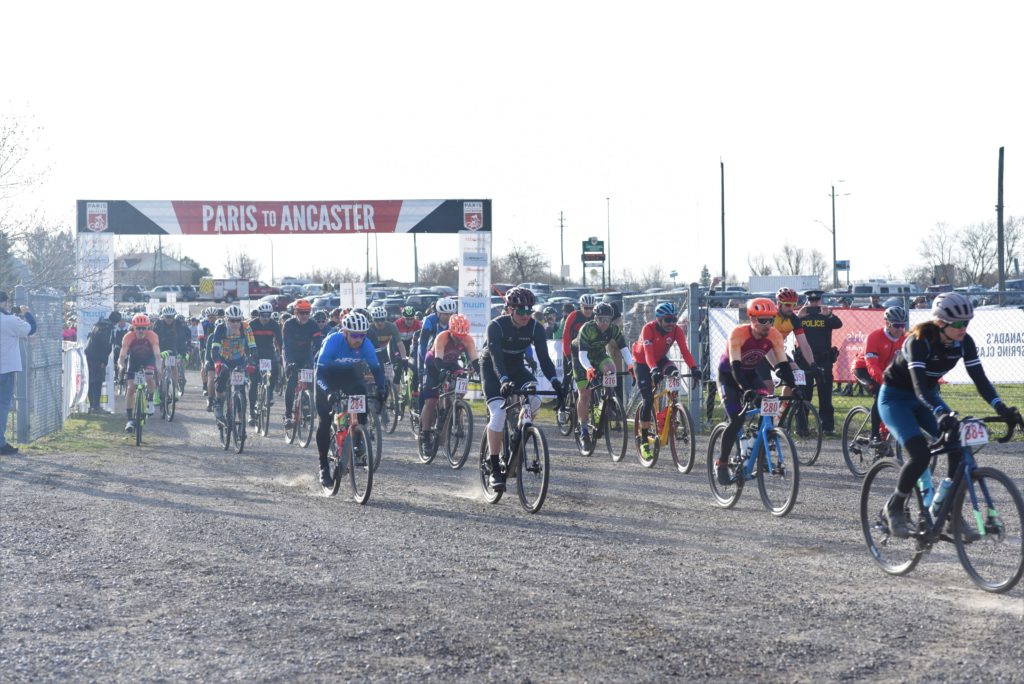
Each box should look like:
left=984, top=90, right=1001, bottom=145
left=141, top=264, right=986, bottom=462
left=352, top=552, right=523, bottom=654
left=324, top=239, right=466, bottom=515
left=418, top=313, right=447, bottom=366
left=282, top=318, right=322, bottom=367
left=633, top=321, right=696, bottom=369
left=372, top=320, right=403, bottom=358
left=152, top=319, right=184, bottom=356
left=118, top=329, right=160, bottom=366
left=426, top=330, right=470, bottom=368
left=773, top=310, right=805, bottom=340
left=395, top=317, right=421, bottom=343
left=316, top=330, right=386, bottom=388
left=560, top=309, right=593, bottom=356
left=884, top=330, right=999, bottom=415
left=209, top=322, right=256, bottom=363
left=718, top=324, right=786, bottom=372
left=483, top=315, right=557, bottom=382
left=864, top=327, right=905, bottom=386
left=249, top=318, right=283, bottom=359
left=573, top=320, right=632, bottom=369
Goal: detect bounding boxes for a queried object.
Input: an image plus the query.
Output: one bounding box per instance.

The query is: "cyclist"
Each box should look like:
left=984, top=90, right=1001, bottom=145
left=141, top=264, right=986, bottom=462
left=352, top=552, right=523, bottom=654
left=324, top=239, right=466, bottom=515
left=396, top=305, right=423, bottom=390
left=312, top=310, right=330, bottom=339
left=370, top=305, right=407, bottom=378
left=248, top=301, right=283, bottom=426
left=314, top=312, right=388, bottom=488
left=481, top=287, right=562, bottom=492
left=419, top=313, right=480, bottom=453
left=117, top=313, right=161, bottom=433
left=208, top=305, right=257, bottom=425
left=199, top=307, right=219, bottom=402
left=418, top=298, right=457, bottom=405
left=715, top=298, right=798, bottom=485
left=561, top=294, right=597, bottom=383
left=572, top=302, right=634, bottom=443
left=853, top=305, right=908, bottom=445
left=774, top=286, right=817, bottom=384
left=282, top=299, right=323, bottom=429
left=632, top=301, right=701, bottom=460
left=152, top=306, right=187, bottom=406
left=879, top=293, right=1018, bottom=537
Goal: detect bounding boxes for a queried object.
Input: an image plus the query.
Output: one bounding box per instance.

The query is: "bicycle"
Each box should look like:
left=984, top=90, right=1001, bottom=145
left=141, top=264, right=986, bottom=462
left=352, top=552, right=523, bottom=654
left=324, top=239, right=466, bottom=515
left=321, top=392, right=373, bottom=504
left=860, top=414, right=1024, bottom=593
left=379, top=361, right=401, bottom=434
left=632, top=372, right=696, bottom=472
left=187, top=341, right=202, bottom=371
left=706, top=392, right=801, bottom=517
left=775, top=368, right=822, bottom=466
left=417, top=368, right=474, bottom=469
left=158, top=353, right=178, bottom=422
left=254, top=358, right=274, bottom=437
left=284, top=366, right=315, bottom=448
left=573, top=371, right=629, bottom=461
left=218, top=367, right=248, bottom=454
left=127, top=369, right=149, bottom=446
left=478, top=384, right=560, bottom=513
left=555, top=372, right=579, bottom=437
left=842, top=404, right=903, bottom=476
left=114, top=368, right=127, bottom=398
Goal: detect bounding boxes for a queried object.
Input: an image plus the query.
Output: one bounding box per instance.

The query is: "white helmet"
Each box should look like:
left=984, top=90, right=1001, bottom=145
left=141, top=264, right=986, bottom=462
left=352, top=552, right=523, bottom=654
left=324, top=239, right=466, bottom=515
left=256, top=301, right=274, bottom=314
left=161, top=306, right=176, bottom=317
left=224, top=305, right=244, bottom=320
left=370, top=306, right=388, bottom=321
left=341, top=312, right=370, bottom=333
left=579, top=293, right=596, bottom=306
left=435, top=298, right=458, bottom=314
left=931, top=292, right=974, bottom=323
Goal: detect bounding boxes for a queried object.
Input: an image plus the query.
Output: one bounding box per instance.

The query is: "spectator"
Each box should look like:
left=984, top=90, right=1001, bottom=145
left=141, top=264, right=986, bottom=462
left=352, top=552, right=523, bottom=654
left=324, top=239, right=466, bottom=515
left=796, top=290, right=844, bottom=434
left=0, top=291, right=38, bottom=455
left=84, top=311, right=120, bottom=414
left=912, top=295, right=928, bottom=309
left=867, top=294, right=883, bottom=309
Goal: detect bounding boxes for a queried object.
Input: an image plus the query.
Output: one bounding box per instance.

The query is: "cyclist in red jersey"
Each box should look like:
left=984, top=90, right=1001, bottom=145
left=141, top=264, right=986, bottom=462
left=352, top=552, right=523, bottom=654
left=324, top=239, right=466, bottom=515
left=854, top=305, right=908, bottom=444
left=561, top=294, right=597, bottom=380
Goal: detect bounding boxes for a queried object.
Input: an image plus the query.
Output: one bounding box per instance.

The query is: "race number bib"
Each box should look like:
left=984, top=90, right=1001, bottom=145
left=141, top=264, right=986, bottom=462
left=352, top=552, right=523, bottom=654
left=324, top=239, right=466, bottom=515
left=347, top=395, right=366, bottom=414
left=299, top=369, right=314, bottom=383
left=602, top=373, right=617, bottom=388
left=455, top=376, right=469, bottom=394
left=761, top=396, right=782, bottom=417
left=960, top=420, right=989, bottom=446
left=384, top=363, right=395, bottom=381
left=134, top=371, right=147, bottom=385
left=230, top=371, right=246, bottom=386
left=666, top=375, right=682, bottom=391
left=164, top=355, right=176, bottom=368
left=793, top=369, right=806, bottom=386
left=259, top=359, right=272, bottom=372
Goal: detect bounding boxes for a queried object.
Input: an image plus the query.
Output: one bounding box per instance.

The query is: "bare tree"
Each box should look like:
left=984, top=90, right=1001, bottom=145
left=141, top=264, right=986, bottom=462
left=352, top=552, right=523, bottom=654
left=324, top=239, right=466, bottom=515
left=1004, top=215, right=1023, bottom=276
left=640, top=264, right=666, bottom=290
left=919, top=222, right=959, bottom=284
left=495, top=242, right=551, bottom=283
left=773, top=243, right=806, bottom=275
left=957, top=221, right=996, bottom=286
left=747, top=253, right=772, bottom=276
left=224, top=250, right=262, bottom=280
left=807, top=248, right=831, bottom=285
left=0, top=114, right=49, bottom=201
left=299, top=267, right=362, bottom=287
left=418, top=258, right=459, bottom=288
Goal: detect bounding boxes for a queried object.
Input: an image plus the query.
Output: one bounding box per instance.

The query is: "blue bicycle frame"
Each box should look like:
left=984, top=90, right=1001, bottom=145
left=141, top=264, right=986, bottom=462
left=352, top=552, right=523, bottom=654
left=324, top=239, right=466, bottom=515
left=737, top=401, right=788, bottom=482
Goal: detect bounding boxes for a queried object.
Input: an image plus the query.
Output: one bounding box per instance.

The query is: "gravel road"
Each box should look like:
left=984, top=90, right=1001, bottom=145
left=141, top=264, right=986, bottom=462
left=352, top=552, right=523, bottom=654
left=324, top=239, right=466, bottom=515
left=2, top=374, right=1022, bottom=682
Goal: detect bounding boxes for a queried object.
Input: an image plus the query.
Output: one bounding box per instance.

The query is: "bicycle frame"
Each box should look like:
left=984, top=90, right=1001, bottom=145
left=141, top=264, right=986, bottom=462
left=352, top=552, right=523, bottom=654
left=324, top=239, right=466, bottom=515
left=737, top=401, right=787, bottom=480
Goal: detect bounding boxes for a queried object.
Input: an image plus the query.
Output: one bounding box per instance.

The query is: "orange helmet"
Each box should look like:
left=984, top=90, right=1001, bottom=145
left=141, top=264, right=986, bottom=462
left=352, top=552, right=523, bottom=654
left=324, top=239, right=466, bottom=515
left=293, top=299, right=312, bottom=314
left=775, top=287, right=798, bottom=305
left=131, top=313, right=150, bottom=328
left=746, top=298, right=778, bottom=319
left=448, top=313, right=470, bottom=336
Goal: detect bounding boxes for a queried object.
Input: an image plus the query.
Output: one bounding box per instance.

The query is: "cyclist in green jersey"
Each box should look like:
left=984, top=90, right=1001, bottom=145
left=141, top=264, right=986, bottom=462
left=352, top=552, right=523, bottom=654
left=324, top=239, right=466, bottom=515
left=572, top=302, right=634, bottom=441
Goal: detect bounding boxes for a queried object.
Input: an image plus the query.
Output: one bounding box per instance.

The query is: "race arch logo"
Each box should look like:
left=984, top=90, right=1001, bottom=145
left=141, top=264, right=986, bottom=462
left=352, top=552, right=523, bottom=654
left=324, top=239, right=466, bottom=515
left=86, top=202, right=108, bottom=232
left=463, top=201, right=483, bottom=231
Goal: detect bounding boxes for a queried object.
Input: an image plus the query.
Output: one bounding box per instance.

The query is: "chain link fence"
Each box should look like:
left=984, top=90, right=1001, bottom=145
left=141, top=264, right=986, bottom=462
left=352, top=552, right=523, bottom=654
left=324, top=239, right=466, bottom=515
left=10, top=286, right=66, bottom=443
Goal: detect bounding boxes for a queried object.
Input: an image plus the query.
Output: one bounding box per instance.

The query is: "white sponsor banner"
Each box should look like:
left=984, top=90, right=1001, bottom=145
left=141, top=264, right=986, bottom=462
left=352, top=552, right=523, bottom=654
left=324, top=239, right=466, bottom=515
left=458, top=230, right=491, bottom=351
left=76, top=232, right=115, bottom=410
left=337, top=282, right=367, bottom=309
left=909, top=307, right=1024, bottom=384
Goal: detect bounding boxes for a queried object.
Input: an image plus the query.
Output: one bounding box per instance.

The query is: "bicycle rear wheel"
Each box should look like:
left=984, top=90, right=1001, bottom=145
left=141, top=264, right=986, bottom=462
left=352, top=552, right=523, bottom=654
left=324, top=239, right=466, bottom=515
left=517, top=425, right=550, bottom=513
left=953, top=466, right=1024, bottom=593
left=603, top=396, right=628, bottom=463
left=706, top=423, right=743, bottom=508
left=233, top=392, right=246, bottom=454
left=784, top=400, right=821, bottom=466
left=348, top=424, right=373, bottom=504
left=842, top=405, right=874, bottom=476
left=445, top=399, right=473, bottom=469
left=298, top=389, right=314, bottom=448
left=756, top=428, right=800, bottom=517
left=860, top=459, right=924, bottom=576
left=478, top=434, right=502, bottom=504
left=668, top=403, right=696, bottom=474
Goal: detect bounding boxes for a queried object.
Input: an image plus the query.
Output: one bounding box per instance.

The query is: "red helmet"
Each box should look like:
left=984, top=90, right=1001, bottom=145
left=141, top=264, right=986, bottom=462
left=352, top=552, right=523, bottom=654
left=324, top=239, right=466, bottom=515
left=131, top=313, right=150, bottom=328
left=776, top=287, right=798, bottom=305
left=448, top=313, right=470, bottom=336
left=746, top=298, right=778, bottom=319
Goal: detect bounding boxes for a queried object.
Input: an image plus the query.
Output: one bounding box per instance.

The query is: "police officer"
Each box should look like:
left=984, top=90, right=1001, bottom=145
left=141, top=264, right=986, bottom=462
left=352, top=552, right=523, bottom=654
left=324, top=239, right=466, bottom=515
left=795, top=290, right=843, bottom=434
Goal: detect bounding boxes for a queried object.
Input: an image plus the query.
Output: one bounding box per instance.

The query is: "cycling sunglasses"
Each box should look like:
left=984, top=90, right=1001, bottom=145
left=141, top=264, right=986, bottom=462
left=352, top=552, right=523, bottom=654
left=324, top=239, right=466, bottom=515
left=755, top=317, right=774, bottom=325
left=513, top=307, right=531, bottom=316
left=944, top=320, right=970, bottom=330
left=581, top=306, right=595, bottom=311
left=596, top=316, right=612, bottom=324
left=227, top=318, right=243, bottom=323
left=658, top=316, right=677, bottom=324
left=134, top=326, right=149, bottom=331
left=347, top=332, right=366, bottom=340
left=889, top=322, right=907, bottom=328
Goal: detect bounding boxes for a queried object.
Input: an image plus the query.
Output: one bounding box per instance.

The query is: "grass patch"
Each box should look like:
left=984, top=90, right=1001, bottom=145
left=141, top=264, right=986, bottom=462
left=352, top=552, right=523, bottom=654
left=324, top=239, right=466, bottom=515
left=18, top=413, right=129, bottom=455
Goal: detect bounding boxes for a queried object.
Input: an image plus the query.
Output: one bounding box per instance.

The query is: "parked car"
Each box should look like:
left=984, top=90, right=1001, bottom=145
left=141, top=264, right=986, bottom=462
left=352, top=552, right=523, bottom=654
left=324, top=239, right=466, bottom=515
left=492, top=283, right=515, bottom=296
left=518, top=282, right=552, bottom=295
left=405, top=293, right=440, bottom=312
left=311, top=294, right=340, bottom=311
left=178, top=284, right=198, bottom=301
left=258, top=294, right=295, bottom=312
left=303, top=283, right=325, bottom=296
left=114, top=283, right=145, bottom=302
left=429, top=285, right=456, bottom=296
left=142, top=285, right=184, bottom=302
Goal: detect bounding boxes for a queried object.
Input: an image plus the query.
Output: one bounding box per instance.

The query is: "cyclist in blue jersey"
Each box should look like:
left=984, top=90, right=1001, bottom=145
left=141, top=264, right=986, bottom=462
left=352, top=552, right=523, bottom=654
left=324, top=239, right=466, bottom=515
left=417, top=298, right=457, bottom=404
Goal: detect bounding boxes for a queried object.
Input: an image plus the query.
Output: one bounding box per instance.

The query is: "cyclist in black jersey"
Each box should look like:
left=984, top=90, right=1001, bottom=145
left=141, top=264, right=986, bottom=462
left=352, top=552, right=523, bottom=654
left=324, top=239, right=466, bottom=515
left=248, top=301, right=283, bottom=425
left=282, top=300, right=323, bottom=428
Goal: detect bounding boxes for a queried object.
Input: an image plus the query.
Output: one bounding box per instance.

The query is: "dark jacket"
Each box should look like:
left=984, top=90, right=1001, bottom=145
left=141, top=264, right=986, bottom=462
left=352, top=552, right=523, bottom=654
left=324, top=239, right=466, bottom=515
left=795, top=306, right=843, bottom=365
left=85, top=319, right=115, bottom=362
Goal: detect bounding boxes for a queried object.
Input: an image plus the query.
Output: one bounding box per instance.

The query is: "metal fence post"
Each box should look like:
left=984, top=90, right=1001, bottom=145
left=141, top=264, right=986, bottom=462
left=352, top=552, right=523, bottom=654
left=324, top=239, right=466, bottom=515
left=687, top=283, right=702, bottom=431
left=14, top=285, right=30, bottom=443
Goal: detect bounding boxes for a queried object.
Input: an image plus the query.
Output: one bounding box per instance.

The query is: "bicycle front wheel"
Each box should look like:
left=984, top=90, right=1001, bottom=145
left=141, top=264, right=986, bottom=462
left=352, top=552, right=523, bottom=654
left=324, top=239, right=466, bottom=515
left=784, top=400, right=821, bottom=466
left=860, top=459, right=924, bottom=576
left=134, top=390, right=145, bottom=447
left=842, top=405, right=873, bottom=477
left=285, top=395, right=298, bottom=445
left=603, top=396, right=628, bottom=463
left=953, top=466, right=1024, bottom=593
left=382, top=383, right=399, bottom=434
left=298, top=389, right=315, bottom=448
left=445, top=399, right=473, bottom=469
left=258, top=384, right=271, bottom=437
left=756, top=428, right=800, bottom=517
left=233, top=392, right=246, bottom=454
left=668, top=403, right=696, bottom=474
left=517, top=425, right=550, bottom=513
left=348, top=424, right=373, bottom=504
left=366, top=410, right=383, bottom=472
left=706, top=423, right=743, bottom=508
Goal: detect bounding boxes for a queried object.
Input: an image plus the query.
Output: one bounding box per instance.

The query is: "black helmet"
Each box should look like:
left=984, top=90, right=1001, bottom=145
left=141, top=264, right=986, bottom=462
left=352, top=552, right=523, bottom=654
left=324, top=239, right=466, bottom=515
left=594, top=302, right=615, bottom=318
left=504, top=287, right=535, bottom=308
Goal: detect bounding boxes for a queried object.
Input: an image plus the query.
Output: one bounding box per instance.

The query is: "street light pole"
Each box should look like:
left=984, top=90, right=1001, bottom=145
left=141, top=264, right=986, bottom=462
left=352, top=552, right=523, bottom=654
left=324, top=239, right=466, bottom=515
left=831, top=185, right=838, bottom=289
left=606, top=197, right=611, bottom=289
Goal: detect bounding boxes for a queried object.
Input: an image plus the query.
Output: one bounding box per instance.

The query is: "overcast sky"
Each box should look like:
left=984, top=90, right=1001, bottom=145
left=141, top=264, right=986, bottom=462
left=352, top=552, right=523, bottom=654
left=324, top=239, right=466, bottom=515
left=3, top=1, right=1022, bottom=287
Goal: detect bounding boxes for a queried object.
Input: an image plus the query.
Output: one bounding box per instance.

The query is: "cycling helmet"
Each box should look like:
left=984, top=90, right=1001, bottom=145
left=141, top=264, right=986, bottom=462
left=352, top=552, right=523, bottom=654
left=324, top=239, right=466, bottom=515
left=776, top=287, right=798, bottom=305
left=175, top=314, right=186, bottom=323
left=504, top=287, right=535, bottom=309
left=312, top=310, right=328, bottom=324
left=256, top=301, right=273, bottom=314
left=543, top=306, right=555, bottom=316
left=370, top=306, right=388, bottom=321
left=448, top=313, right=471, bottom=336
left=594, top=302, right=615, bottom=318
left=161, top=305, right=176, bottom=317
left=293, top=299, right=312, bottom=314
left=271, top=312, right=280, bottom=321
left=579, top=293, right=597, bottom=306
left=341, top=312, right=370, bottom=333
left=931, top=292, right=974, bottom=322
left=224, top=305, right=244, bottom=320
left=654, top=301, right=677, bottom=318
left=108, top=311, right=122, bottom=324
left=402, top=305, right=415, bottom=317
left=215, top=308, right=225, bottom=317
left=436, top=297, right=458, bottom=314
left=330, top=307, right=344, bottom=320
left=883, top=306, right=908, bottom=325
left=285, top=303, right=295, bottom=314
left=131, top=313, right=150, bottom=328
left=747, top=298, right=778, bottom=319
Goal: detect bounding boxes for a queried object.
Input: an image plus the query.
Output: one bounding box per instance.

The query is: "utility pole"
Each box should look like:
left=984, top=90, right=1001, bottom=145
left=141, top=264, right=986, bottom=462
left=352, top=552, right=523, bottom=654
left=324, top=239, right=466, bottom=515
left=374, top=234, right=380, bottom=281
left=413, top=233, right=419, bottom=286
left=831, top=186, right=839, bottom=289
left=365, top=233, right=370, bottom=283
left=997, top=146, right=1005, bottom=293
left=606, top=197, right=611, bottom=289
left=720, top=159, right=726, bottom=285
left=559, top=211, right=566, bottom=284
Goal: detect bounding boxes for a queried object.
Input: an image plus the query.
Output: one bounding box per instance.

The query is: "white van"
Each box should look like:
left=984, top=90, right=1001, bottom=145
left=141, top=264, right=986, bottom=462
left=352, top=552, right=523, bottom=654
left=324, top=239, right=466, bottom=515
left=851, top=281, right=921, bottom=297
left=303, top=283, right=325, bottom=296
